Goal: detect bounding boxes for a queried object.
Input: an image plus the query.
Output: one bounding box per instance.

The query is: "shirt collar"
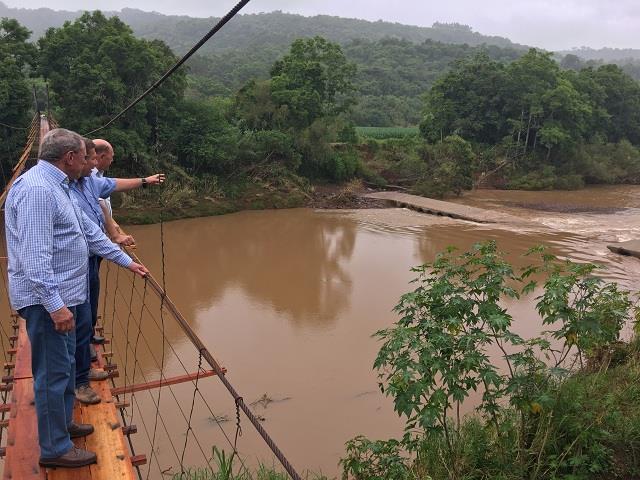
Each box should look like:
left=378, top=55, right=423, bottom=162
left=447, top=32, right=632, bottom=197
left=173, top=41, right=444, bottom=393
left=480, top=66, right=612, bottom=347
left=37, top=159, right=70, bottom=186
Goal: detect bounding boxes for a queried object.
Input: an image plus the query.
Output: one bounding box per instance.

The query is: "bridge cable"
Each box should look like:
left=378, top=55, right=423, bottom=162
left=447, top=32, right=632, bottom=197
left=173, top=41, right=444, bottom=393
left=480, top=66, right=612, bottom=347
left=179, top=349, right=204, bottom=474
left=102, top=263, right=145, bottom=479
left=145, top=192, right=168, bottom=480
left=111, top=285, right=184, bottom=473
left=84, top=0, right=251, bottom=136
left=0, top=121, right=28, bottom=130
left=125, top=278, right=254, bottom=478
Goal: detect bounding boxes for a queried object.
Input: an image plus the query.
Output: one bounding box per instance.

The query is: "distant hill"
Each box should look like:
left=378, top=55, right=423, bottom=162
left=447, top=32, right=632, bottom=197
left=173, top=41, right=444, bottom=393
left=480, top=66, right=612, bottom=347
left=560, top=47, right=640, bottom=62
left=0, top=2, right=525, bottom=54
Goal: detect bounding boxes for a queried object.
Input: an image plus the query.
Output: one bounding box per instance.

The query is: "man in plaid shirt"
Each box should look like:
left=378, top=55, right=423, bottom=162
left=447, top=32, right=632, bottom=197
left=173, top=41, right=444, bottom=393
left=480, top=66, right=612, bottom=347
left=5, top=128, right=148, bottom=468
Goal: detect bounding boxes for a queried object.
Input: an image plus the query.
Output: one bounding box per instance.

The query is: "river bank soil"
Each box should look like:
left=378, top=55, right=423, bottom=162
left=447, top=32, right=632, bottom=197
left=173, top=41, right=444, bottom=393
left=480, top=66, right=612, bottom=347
left=113, top=180, right=389, bottom=224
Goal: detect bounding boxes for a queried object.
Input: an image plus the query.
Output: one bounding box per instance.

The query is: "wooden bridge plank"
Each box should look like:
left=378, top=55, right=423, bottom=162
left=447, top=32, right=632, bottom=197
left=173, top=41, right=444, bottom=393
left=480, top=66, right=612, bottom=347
left=13, top=319, right=32, bottom=380
left=78, top=374, right=136, bottom=480
left=111, top=370, right=218, bottom=395
left=2, top=379, right=45, bottom=480
left=45, top=408, right=91, bottom=480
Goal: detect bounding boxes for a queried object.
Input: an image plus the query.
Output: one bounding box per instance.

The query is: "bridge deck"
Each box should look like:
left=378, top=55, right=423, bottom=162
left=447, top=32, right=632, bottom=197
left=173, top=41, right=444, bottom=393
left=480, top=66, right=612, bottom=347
left=364, top=191, right=527, bottom=224
left=607, top=240, right=640, bottom=260
left=2, top=318, right=136, bottom=480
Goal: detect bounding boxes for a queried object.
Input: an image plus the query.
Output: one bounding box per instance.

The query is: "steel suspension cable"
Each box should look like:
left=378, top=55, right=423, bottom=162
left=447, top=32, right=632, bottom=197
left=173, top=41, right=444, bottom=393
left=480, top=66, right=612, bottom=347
left=109, top=288, right=184, bottom=472
left=0, top=121, right=28, bottom=130
left=120, top=247, right=255, bottom=477
left=84, top=0, right=251, bottom=136
left=112, top=278, right=216, bottom=470
left=146, top=197, right=168, bottom=480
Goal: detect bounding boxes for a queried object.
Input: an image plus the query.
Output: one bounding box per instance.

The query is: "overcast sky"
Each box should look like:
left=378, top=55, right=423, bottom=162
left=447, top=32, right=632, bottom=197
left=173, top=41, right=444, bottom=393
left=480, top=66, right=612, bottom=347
left=4, top=0, right=638, bottom=51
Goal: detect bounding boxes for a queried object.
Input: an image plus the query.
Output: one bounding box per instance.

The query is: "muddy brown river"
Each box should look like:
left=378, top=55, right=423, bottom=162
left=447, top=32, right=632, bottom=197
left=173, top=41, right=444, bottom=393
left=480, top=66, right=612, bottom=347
left=3, top=186, right=640, bottom=478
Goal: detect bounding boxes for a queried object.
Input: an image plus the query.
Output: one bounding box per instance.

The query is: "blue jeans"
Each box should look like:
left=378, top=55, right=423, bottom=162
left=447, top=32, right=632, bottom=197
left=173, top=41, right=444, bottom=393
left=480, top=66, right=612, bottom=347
left=19, top=305, right=76, bottom=459
left=89, top=255, right=100, bottom=334
left=74, top=300, right=92, bottom=387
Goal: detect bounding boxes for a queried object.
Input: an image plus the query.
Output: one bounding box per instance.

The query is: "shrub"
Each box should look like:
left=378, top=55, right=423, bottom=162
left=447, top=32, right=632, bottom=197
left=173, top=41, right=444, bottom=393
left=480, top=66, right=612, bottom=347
left=342, top=242, right=638, bottom=480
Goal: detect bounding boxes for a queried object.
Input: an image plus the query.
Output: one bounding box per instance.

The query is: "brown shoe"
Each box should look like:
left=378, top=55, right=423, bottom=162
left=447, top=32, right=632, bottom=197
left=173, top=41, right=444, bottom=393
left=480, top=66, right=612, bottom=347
left=75, top=384, right=101, bottom=405
left=67, top=421, right=94, bottom=439
left=39, top=446, right=97, bottom=468
left=88, top=368, right=109, bottom=381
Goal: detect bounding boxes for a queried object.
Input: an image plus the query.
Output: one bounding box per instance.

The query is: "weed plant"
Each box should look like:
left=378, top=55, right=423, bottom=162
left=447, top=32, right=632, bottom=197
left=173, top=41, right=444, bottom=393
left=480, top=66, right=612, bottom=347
left=173, top=447, right=329, bottom=480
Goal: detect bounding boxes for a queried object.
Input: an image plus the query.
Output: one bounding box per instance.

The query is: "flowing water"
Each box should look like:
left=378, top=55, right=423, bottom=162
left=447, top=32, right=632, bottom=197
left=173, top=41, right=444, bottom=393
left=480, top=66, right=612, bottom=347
left=3, top=186, right=640, bottom=477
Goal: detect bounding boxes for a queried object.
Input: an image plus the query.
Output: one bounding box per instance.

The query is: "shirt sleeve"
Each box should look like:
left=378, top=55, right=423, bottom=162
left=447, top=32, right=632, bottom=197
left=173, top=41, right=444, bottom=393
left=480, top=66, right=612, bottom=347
left=13, top=186, right=65, bottom=312
left=80, top=210, right=133, bottom=268
left=91, top=174, right=116, bottom=199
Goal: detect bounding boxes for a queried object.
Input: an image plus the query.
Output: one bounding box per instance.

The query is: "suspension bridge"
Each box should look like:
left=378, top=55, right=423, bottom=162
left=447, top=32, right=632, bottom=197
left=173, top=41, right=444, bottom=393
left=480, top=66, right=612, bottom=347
left=0, top=0, right=305, bottom=478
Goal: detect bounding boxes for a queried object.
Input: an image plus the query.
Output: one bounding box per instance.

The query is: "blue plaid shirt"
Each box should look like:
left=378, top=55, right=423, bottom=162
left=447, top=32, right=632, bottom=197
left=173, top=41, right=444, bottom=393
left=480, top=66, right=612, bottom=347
left=70, top=172, right=116, bottom=231
left=5, top=160, right=132, bottom=313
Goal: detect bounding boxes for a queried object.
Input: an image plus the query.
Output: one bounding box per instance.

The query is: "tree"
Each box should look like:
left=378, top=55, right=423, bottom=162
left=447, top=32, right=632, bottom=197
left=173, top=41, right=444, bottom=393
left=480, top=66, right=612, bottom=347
left=38, top=11, right=186, bottom=172
left=0, top=18, right=36, bottom=184
left=270, top=36, right=356, bottom=129
left=421, top=53, right=508, bottom=144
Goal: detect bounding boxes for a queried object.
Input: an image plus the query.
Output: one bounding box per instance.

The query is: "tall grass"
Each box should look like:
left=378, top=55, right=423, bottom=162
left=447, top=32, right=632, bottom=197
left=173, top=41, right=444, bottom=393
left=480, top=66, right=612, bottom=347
left=173, top=447, right=328, bottom=480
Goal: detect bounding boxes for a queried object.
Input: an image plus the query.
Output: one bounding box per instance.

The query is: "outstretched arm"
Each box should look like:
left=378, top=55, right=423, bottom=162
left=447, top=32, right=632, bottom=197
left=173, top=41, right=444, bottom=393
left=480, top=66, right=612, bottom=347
left=114, top=173, right=165, bottom=192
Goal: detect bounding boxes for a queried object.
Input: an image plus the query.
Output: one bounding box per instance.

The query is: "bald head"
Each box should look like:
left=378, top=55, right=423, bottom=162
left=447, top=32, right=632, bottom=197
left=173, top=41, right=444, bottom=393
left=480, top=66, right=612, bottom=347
left=93, top=139, right=114, bottom=172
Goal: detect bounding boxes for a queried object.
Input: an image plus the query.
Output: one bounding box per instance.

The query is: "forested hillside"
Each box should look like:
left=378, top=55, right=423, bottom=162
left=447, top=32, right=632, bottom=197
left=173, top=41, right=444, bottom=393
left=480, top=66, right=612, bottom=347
left=3, top=2, right=640, bottom=125
left=0, top=2, right=524, bottom=52
left=187, top=38, right=523, bottom=126
left=0, top=2, right=529, bottom=126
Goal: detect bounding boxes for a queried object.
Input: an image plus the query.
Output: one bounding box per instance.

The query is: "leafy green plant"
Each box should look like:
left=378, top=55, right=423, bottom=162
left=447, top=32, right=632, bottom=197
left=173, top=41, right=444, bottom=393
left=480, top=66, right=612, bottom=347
left=340, top=437, right=418, bottom=480
left=343, top=242, right=637, bottom=480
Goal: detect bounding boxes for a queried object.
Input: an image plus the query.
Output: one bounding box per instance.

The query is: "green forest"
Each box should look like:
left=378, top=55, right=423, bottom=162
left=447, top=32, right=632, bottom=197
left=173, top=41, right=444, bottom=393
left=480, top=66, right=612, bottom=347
left=2, top=10, right=640, bottom=221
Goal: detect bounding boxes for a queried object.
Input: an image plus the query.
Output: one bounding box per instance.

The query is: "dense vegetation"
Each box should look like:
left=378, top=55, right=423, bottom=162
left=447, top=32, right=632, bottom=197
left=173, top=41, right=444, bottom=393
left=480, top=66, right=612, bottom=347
left=340, top=242, right=640, bottom=479
left=0, top=18, right=36, bottom=183
left=4, top=2, right=640, bottom=126
left=417, top=49, right=640, bottom=191
left=1, top=13, right=371, bottom=222
left=3, top=9, right=640, bottom=209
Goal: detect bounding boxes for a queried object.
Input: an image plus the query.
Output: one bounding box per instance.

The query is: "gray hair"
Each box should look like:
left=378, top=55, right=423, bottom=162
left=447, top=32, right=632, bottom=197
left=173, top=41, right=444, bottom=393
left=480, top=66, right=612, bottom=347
left=39, top=128, right=84, bottom=162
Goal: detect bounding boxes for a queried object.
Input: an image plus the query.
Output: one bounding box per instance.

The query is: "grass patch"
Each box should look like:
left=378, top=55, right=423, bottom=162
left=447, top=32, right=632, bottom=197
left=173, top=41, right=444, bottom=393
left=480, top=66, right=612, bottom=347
left=356, top=126, right=419, bottom=140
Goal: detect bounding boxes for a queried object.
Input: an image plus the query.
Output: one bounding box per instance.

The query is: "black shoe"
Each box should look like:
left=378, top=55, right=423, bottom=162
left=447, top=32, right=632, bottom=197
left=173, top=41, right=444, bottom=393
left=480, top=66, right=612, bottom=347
left=39, top=446, right=97, bottom=468
left=89, top=344, right=97, bottom=362
left=91, top=335, right=105, bottom=345
left=67, top=421, right=94, bottom=439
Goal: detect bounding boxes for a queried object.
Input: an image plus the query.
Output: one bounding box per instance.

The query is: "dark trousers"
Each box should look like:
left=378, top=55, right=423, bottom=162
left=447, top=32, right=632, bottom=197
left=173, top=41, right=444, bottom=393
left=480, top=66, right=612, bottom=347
left=20, top=305, right=76, bottom=459
left=88, top=255, right=100, bottom=334
left=74, top=299, right=92, bottom=387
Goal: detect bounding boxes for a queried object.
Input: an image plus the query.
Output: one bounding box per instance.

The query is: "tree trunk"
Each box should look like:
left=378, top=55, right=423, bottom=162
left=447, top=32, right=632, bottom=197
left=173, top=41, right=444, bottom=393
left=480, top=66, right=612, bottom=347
left=516, top=108, right=524, bottom=149
left=523, top=110, right=533, bottom=156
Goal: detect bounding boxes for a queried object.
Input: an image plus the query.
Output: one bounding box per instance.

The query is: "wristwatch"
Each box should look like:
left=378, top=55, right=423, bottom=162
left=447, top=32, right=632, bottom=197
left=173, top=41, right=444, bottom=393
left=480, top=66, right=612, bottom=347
left=141, top=177, right=148, bottom=188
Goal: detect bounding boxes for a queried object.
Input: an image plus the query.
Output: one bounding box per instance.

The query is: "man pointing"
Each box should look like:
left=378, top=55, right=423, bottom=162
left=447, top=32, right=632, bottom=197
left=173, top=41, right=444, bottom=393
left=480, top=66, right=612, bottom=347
left=5, top=128, right=148, bottom=468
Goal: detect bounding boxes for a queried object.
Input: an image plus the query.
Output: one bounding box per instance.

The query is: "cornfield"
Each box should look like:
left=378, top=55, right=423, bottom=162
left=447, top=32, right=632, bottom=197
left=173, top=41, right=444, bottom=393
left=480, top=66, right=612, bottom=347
left=356, top=126, right=420, bottom=139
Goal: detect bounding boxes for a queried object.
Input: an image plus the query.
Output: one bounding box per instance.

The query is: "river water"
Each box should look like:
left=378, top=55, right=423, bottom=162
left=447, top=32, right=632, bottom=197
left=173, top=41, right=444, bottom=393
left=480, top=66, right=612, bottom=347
left=3, top=186, right=639, bottom=478
left=108, top=185, right=640, bottom=477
